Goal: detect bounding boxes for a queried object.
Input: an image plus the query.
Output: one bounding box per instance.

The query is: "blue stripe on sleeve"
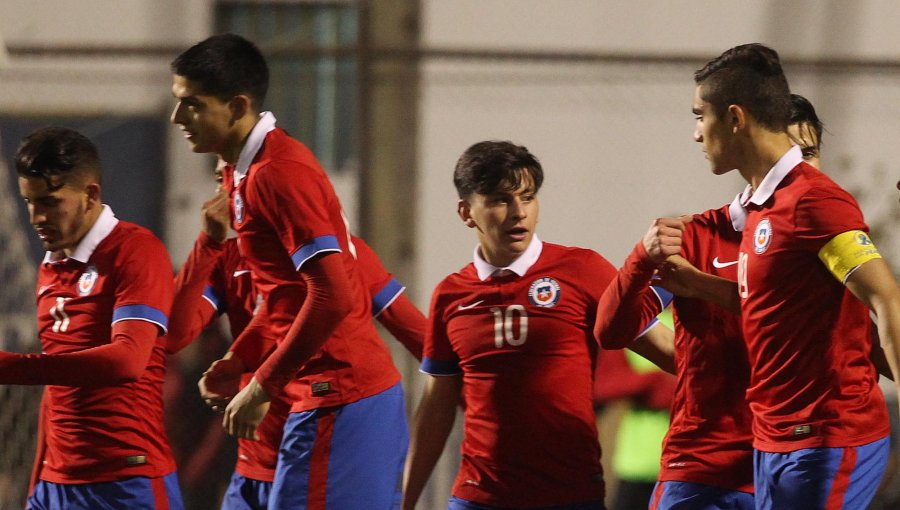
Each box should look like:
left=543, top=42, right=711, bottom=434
left=112, top=304, right=169, bottom=333
left=202, top=285, right=226, bottom=315
left=420, top=356, right=462, bottom=376
left=650, top=286, right=674, bottom=311
left=372, top=278, right=405, bottom=317
left=290, top=235, right=342, bottom=271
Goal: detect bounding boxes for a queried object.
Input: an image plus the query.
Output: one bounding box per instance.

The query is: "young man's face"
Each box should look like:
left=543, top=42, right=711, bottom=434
left=19, top=176, right=96, bottom=253
left=787, top=121, right=820, bottom=169
left=171, top=75, right=236, bottom=158
left=459, top=172, right=539, bottom=267
left=692, top=85, right=737, bottom=175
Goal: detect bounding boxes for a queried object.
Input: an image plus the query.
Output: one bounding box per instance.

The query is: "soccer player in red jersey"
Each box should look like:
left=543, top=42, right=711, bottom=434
left=6, top=127, right=182, bottom=509
left=594, top=93, right=828, bottom=510
left=691, top=43, right=900, bottom=509
left=403, top=140, right=640, bottom=510
left=169, top=34, right=409, bottom=508
left=167, top=168, right=426, bottom=510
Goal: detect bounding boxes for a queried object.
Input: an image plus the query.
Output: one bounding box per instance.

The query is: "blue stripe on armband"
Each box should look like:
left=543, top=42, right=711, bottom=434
left=650, top=285, right=674, bottom=310
left=202, top=285, right=226, bottom=315
left=290, top=235, right=342, bottom=271
left=420, top=356, right=462, bottom=376
left=372, top=278, right=405, bottom=317
left=112, top=304, right=169, bottom=333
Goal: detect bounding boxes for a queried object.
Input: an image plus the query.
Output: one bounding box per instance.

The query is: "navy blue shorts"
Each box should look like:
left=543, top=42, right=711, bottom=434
left=648, top=480, right=754, bottom=510
left=269, top=383, right=408, bottom=509
left=220, top=472, right=271, bottom=510
left=753, top=436, right=889, bottom=510
left=26, top=471, right=183, bottom=510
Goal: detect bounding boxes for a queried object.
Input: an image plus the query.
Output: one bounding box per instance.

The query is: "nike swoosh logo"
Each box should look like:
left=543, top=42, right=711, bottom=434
left=233, top=270, right=251, bottom=277
left=712, top=257, right=738, bottom=269
left=457, top=300, right=484, bottom=311
left=38, top=284, right=56, bottom=295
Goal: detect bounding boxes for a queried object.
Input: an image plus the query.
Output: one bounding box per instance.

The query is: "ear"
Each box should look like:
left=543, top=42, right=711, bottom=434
left=727, top=104, right=748, bottom=133
left=457, top=199, right=476, bottom=228
left=229, top=94, right=253, bottom=122
left=85, top=182, right=102, bottom=207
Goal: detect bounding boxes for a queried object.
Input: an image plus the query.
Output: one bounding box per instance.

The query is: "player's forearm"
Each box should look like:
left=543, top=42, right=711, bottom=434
left=228, top=315, right=277, bottom=371
left=686, top=271, right=740, bottom=314
left=628, top=324, right=676, bottom=375
left=378, top=294, right=426, bottom=361
left=0, top=321, right=157, bottom=386
left=168, top=232, right=224, bottom=353
left=254, top=254, right=352, bottom=396
left=594, top=242, right=665, bottom=349
left=402, top=376, right=461, bottom=510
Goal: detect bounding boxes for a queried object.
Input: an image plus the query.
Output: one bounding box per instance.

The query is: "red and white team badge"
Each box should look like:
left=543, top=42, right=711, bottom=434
left=528, top=277, right=561, bottom=308
left=753, top=218, right=772, bottom=254
left=77, top=265, right=99, bottom=296
left=234, top=191, right=245, bottom=225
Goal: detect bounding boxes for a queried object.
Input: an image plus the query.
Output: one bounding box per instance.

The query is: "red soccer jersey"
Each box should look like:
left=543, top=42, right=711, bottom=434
left=595, top=204, right=754, bottom=492
left=33, top=209, right=176, bottom=483
left=224, top=114, right=399, bottom=412
left=739, top=151, right=888, bottom=452
left=423, top=240, right=615, bottom=508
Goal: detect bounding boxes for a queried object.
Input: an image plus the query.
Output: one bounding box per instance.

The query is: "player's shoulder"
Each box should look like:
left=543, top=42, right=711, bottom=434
left=254, top=129, right=326, bottom=179
left=788, top=163, right=853, bottom=200
left=438, top=263, right=478, bottom=289
left=540, top=241, right=610, bottom=268
left=107, top=221, right=165, bottom=251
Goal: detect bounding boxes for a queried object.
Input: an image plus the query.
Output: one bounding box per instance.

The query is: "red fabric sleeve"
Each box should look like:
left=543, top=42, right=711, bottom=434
left=168, top=232, right=224, bottom=353
left=377, top=293, right=426, bottom=361
left=594, top=242, right=665, bottom=349
left=0, top=320, right=159, bottom=386
left=794, top=188, right=868, bottom=253
left=254, top=252, right=353, bottom=396
left=228, top=305, right=278, bottom=371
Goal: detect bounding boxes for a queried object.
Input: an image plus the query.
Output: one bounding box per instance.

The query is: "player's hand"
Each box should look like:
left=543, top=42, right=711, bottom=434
left=222, top=376, right=271, bottom=440
left=655, top=254, right=702, bottom=298
left=201, top=189, right=230, bottom=243
left=198, top=354, right=245, bottom=412
left=642, top=215, right=693, bottom=264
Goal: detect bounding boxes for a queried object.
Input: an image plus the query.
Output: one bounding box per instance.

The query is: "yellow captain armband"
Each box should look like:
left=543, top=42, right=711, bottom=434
left=818, top=230, right=882, bottom=284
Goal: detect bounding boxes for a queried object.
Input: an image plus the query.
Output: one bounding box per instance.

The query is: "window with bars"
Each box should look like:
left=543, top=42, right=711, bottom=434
left=217, top=0, right=360, bottom=174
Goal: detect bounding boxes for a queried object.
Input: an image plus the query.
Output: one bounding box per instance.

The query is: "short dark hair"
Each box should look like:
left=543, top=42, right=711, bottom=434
left=694, top=43, right=791, bottom=132
left=16, top=127, right=101, bottom=190
left=789, top=93, right=823, bottom=150
left=171, top=33, right=269, bottom=111
left=453, top=141, right=544, bottom=199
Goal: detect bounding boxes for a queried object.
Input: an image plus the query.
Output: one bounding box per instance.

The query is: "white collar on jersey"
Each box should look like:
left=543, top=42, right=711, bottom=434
left=747, top=144, right=804, bottom=206
left=232, top=111, right=278, bottom=187
left=727, top=191, right=749, bottom=232
left=43, top=204, right=119, bottom=264
left=729, top=145, right=803, bottom=230
left=473, top=234, right=543, bottom=281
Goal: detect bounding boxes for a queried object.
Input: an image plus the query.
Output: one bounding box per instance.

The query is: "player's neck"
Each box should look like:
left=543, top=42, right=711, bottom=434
left=63, top=205, right=103, bottom=257
left=220, top=113, right=263, bottom=165
left=738, top=130, right=794, bottom=191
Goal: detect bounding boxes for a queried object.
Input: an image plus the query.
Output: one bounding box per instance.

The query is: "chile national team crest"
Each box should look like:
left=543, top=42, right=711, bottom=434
left=77, top=265, right=99, bottom=296
left=753, top=218, right=772, bottom=254
left=528, top=277, right=561, bottom=308
left=234, top=191, right=245, bottom=225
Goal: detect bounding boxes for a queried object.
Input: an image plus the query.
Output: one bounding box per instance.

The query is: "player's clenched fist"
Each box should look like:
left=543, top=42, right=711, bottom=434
left=642, top=215, right=693, bottom=264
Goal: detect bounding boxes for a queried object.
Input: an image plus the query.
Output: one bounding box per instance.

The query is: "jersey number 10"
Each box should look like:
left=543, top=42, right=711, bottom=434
left=491, top=305, right=528, bottom=348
